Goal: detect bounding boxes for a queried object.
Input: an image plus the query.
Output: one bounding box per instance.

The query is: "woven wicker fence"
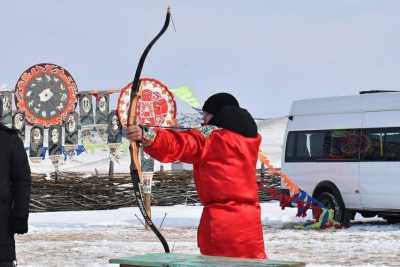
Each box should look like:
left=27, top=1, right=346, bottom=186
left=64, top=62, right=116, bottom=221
left=30, top=170, right=280, bottom=212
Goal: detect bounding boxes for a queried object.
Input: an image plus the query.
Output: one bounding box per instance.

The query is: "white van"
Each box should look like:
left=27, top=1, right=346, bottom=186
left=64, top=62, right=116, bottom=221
left=281, top=91, right=400, bottom=225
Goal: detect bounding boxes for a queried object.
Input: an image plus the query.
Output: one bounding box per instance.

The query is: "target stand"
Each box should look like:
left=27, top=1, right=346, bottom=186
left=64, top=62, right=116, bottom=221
left=49, top=155, right=63, bottom=180
left=63, top=144, right=77, bottom=160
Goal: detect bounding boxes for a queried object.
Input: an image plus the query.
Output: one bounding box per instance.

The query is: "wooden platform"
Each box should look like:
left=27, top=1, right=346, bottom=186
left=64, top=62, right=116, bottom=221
left=109, top=253, right=305, bottom=267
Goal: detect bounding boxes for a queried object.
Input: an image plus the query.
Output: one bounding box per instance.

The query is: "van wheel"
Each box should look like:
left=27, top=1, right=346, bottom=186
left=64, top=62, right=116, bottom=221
left=316, top=189, right=351, bottom=227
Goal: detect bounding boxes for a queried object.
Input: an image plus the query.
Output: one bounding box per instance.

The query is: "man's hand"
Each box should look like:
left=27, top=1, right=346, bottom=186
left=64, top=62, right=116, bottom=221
left=127, top=125, right=143, bottom=142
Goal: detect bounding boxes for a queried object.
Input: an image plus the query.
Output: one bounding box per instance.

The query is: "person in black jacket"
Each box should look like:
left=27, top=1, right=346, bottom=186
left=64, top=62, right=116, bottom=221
left=0, top=99, right=31, bottom=267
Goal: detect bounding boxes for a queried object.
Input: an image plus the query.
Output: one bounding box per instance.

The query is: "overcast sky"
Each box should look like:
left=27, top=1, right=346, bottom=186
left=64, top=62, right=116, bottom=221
left=1, top=0, right=400, bottom=118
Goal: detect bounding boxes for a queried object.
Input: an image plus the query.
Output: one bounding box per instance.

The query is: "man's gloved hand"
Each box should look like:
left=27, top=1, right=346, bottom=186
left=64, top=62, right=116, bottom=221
left=9, top=216, right=28, bottom=234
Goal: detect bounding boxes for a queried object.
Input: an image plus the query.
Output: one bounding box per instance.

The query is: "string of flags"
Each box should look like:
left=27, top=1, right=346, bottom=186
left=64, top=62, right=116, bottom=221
left=258, top=151, right=342, bottom=229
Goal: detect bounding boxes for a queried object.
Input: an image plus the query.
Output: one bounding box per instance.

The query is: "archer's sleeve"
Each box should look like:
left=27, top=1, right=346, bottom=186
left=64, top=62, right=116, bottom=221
left=143, top=128, right=206, bottom=164
left=10, top=135, right=31, bottom=219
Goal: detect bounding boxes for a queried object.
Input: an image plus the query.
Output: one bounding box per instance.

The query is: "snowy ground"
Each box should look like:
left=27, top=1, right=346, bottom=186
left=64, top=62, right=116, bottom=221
left=15, top=202, right=400, bottom=267
left=18, top=118, right=400, bottom=266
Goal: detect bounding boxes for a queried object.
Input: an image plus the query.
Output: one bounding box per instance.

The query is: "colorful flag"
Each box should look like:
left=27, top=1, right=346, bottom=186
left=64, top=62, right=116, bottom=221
left=170, top=86, right=201, bottom=108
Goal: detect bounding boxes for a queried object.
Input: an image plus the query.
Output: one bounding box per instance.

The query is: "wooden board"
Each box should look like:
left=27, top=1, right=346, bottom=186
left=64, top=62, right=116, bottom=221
left=110, top=253, right=305, bottom=267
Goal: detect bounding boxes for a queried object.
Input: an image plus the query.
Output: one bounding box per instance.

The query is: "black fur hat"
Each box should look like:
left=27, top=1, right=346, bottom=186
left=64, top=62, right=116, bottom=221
left=208, top=105, right=258, bottom=138
left=202, top=93, right=239, bottom=115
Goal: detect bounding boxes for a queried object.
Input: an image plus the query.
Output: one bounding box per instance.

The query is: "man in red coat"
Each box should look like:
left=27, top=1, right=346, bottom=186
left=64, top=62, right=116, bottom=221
left=128, top=93, right=266, bottom=259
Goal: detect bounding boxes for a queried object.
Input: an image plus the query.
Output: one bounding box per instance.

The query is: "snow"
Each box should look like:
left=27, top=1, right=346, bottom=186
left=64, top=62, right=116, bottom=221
left=16, top=117, right=400, bottom=266
left=28, top=205, right=204, bottom=231
left=257, top=117, right=288, bottom=168
left=29, top=147, right=130, bottom=174
left=16, top=202, right=400, bottom=267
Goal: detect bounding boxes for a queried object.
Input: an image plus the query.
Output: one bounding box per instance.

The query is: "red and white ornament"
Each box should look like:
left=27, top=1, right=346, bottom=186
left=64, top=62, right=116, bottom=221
left=15, top=63, right=78, bottom=127
left=117, top=78, right=176, bottom=128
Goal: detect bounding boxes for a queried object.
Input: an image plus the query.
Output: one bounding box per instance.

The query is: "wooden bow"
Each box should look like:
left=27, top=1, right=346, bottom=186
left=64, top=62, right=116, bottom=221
left=127, top=8, right=171, bottom=253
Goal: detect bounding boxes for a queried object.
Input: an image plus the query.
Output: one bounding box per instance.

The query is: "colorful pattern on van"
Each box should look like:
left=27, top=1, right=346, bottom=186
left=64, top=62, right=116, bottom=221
left=258, top=151, right=342, bottom=229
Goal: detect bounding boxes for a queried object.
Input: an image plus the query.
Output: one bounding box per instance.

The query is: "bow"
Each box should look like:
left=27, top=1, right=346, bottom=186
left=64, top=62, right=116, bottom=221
left=127, top=8, right=171, bottom=253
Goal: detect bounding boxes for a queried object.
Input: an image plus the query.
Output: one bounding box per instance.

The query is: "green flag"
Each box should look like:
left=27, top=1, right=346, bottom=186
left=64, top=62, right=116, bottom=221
left=170, top=86, right=201, bottom=108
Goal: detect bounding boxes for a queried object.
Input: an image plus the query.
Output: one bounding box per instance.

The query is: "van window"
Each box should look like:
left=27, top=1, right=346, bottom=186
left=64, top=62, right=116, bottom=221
left=361, top=130, right=384, bottom=160
left=290, top=131, right=330, bottom=161
left=361, top=128, right=400, bottom=161
left=309, top=132, right=329, bottom=159
left=285, top=129, right=360, bottom=162
left=285, top=132, right=296, bottom=160
left=328, top=130, right=359, bottom=160
left=286, top=128, right=400, bottom=162
left=384, top=130, right=400, bottom=160
left=295, top=132, right=310, bottom=159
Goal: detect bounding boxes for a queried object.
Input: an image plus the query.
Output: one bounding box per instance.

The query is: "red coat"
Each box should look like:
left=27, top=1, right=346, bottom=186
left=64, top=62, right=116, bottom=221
left=144, top=126, right=267, bottom=259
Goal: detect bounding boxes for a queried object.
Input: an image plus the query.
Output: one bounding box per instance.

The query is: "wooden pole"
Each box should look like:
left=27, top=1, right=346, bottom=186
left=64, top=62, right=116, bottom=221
left=142, top=171, right=154, bottom=230
left=109, top=160, right=114, bottom=178
left=144, top=193, right=152, bottom=230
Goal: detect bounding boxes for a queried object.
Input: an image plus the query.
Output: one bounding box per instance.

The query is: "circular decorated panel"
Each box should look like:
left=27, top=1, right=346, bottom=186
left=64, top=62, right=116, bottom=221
left=15, top=63, right=78, bottom=127
left=117, top=78, right=176, bottom=128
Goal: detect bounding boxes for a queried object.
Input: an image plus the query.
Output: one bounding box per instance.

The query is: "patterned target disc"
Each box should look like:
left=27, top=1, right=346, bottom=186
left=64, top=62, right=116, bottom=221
left=15, top=63, right=78, bottom=127
left=117, top=78, right=176, bottom=128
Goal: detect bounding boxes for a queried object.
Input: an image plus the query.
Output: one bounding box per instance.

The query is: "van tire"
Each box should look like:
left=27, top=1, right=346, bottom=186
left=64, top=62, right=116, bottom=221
left=314, top=187, right=351, bottom=227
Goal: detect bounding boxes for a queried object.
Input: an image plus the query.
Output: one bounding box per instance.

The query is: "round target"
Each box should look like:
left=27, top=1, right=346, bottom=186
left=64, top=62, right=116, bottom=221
left=117, top=78, right=176, bottom=128
left=15, top=63, right=78, bottom=127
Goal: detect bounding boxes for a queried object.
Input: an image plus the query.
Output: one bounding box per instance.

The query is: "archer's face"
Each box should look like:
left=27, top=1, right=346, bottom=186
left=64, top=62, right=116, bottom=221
left=202, top=112, right=213, bottom=125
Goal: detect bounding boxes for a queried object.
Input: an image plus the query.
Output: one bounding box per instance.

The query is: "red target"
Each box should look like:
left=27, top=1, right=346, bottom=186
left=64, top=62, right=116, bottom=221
left=117, top=78, right=176, bottom=128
